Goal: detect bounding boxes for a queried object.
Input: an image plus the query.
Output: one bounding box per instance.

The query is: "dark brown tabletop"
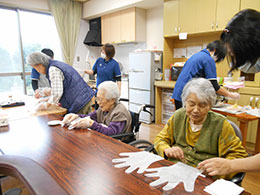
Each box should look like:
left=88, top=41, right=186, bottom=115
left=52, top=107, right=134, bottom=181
left=0, top=114, right=249, bottom=194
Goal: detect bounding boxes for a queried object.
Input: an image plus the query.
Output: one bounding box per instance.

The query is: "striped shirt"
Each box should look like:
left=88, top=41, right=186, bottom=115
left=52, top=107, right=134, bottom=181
left=48, top=66, right=64, bottom=104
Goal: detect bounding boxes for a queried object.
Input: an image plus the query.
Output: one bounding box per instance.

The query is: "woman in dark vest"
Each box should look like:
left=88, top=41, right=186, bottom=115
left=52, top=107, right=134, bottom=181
left=62, top=81, right=131, bottom=137
left=154, top=78, right=248, bottom=179
left=26, top=52, right=95, bottom=114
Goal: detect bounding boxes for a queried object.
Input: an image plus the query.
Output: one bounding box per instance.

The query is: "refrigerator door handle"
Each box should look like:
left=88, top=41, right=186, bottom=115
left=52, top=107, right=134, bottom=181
left=129, top=69, right=144, bottom=73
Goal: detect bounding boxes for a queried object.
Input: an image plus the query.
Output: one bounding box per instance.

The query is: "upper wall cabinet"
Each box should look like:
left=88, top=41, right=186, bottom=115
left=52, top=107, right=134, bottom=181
left=163, top=0, right=240, bottom=36
left=101, top=7, right=146, bottom=44
left=241, top=0, right=260, bottom=11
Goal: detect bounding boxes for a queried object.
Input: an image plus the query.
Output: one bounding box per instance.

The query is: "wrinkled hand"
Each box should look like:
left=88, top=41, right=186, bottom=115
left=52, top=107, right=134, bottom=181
left=35, top=102, right=49, bottom=111
left=34, top=89, right=42, bottom=99
left=145, top=162, right=202, bottom=192
left=198, top=157, right=232, bottom=176
left=112, top=151, right=163, bottom=174
left=229, top=92, right=240, bottom=100
left=62, top=113, right=79, bottom=127
left=68, top=116, right=92, bottom=130
left=164, top=146, right=184, bottom=160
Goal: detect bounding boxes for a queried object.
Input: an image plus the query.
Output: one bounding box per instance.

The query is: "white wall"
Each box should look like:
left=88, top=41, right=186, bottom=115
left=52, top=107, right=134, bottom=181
left=146, top=5, right=164, bottom=50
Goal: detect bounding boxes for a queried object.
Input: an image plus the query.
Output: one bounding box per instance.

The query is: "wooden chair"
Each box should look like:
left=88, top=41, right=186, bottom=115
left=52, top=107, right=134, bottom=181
left=0, top=155, right=67, bottom=195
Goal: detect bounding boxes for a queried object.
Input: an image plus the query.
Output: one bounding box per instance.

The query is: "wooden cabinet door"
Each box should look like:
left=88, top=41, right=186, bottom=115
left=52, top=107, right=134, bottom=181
left=164, top=0, right=179, bottom=36
left=195, top=0, right=217, bottom=33
left=101, top=15, right=111, bottom=44
left=215, top=0, right=240, bottom=31
left=109, top=12, right=121, bottom=44
left=241, top=0, right=260, bottom=11
left=120, top=7, right=135, bottom=42
left=179, top=0, right=197, bottom=33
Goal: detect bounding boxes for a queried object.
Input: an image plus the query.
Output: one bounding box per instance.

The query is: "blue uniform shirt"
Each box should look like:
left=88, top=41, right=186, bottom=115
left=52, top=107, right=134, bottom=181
left=92, top=57, right=121, bottom=87
left=31, top=68, right=40, bottom=80
left=172, top=49, right=217, bottom=101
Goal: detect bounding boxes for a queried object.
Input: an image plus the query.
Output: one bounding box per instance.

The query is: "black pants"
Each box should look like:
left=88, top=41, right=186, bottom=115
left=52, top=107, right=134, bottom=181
left=174, top=99, right=182, bottom=110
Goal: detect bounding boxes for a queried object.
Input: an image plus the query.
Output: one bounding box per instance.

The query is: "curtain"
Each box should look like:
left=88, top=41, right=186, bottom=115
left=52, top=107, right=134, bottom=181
left=48, top=0, right=82, bottom=65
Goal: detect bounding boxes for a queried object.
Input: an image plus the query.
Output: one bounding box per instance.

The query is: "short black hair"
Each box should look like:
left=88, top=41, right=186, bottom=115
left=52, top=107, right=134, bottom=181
left=41, top=48, right=54, bottom=58
left=221, top=9, right=260, bottom=72
left=103, top=44, right=115, bottom=59
left=206, top=40, right=226, bottom=63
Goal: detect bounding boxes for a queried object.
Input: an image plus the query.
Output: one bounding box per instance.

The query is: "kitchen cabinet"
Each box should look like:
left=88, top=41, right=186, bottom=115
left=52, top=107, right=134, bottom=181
left=241, top=0, right=260, bottom=11
left=163, top=0, right=240, bottom=36
left=163, top=0, right=179, bottom=36
left=101, top=7, right=146, bottom=44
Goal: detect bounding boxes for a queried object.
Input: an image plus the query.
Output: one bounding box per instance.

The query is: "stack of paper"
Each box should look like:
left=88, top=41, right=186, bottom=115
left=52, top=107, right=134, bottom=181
left=204, top=179, right=244, bottom=195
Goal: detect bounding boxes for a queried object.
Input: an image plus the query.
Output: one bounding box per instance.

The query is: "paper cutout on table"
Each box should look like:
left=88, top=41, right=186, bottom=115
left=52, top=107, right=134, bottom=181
left=204, top=179, right=244, bottom=195
left=223, top=81, right=245, bottom=89
left=145, top=162, right=203, bottom=192
left=112, top=151, right=163, bottom=174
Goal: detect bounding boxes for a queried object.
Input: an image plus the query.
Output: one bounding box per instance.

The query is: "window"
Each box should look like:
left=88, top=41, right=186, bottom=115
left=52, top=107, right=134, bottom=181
left=0, top=7, right=62, bottom=95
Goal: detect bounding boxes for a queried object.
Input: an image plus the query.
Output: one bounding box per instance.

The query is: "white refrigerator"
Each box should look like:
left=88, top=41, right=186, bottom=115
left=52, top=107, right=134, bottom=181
left=128, top=51, right=163, bottom=123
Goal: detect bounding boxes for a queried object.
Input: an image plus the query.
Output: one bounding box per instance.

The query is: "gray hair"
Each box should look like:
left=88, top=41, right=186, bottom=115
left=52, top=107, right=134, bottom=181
left=98, top=81, right=120, bottom=102
left=181, top=78, right=216, bottom=108
left=26, top=52, right=50, bottom=67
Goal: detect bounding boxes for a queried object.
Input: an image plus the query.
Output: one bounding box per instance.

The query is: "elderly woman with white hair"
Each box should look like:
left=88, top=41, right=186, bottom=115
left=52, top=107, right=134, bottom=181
left=26, top=52, right=94, bottom=114
left=62, top=81, right=132, bottom=136
left=154, top=78, right=248, bottom=179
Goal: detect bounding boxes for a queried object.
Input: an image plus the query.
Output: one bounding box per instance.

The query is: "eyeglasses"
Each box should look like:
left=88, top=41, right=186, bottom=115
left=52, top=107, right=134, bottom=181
left=95, top=97, right=106, bottom=102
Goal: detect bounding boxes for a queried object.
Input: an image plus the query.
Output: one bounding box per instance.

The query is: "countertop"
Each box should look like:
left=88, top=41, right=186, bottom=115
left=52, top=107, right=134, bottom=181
left=154, top=80, right=176, bottom=88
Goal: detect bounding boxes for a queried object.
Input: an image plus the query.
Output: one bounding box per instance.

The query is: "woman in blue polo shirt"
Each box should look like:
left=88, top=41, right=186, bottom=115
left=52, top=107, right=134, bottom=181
left=172, top=40, right=240, bottom=110
left=85, top=44, right=121, bottom=91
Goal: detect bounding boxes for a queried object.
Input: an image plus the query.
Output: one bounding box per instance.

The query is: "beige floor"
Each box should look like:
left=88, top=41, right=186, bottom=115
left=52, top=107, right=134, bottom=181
left=138, top=123, right=260, bottom=195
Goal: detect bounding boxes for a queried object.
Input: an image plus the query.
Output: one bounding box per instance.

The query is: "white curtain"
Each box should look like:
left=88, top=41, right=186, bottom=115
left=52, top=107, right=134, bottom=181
left=48, top=0, right=82, bottom=65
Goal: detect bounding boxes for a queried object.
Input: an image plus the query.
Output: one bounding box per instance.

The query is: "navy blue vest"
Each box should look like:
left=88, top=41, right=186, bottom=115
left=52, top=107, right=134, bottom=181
left=46, top=60, right=94, bottom=113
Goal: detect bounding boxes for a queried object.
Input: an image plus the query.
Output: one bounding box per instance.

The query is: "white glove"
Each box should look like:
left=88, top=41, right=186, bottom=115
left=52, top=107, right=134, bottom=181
left=112, top=151, right=163, bottom=174
left=68, top=116, right=91, bottom=130
left=62, top=113, right=79, bottom=127
left=228, top=92, right=240, bottom=99
left=145, top=162, right=203, bottom=192
left=35, top=102, right=49, bottom=111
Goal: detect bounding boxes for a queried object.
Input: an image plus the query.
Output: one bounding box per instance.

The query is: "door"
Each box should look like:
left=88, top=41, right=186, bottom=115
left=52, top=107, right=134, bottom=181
left=179, top=0, right=197, bottom=33
left=216, top=0, right=240, bottom=30
left=120, top=7, right=135, bottom=42
left=163, top=0, right=179, bottom=36
left=241, top=0, right=260, bottom=12
left=129, top=52, right=151, bottom=90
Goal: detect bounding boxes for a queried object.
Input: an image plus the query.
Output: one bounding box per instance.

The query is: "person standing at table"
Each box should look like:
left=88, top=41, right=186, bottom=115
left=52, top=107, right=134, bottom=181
left=198, top=8, right=260, bottom=176
left=27, top=52, right=95, bottom=114
left=84, top=43, right=121, bottom=92
left=31, top=48, right=53, bottom=91
left=172, top=40, right=240, bottom=110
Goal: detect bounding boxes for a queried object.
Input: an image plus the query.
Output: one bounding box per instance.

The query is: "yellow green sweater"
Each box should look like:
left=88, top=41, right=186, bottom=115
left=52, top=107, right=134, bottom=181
left=154, top=108, right=248, bottom=179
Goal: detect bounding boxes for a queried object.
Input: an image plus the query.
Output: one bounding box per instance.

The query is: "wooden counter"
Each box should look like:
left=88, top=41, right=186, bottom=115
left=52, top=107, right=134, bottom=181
left=154, top=81, right=176, bottom=124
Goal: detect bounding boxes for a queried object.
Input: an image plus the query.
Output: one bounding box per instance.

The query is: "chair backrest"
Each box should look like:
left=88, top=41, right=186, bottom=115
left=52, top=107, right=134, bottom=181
left=228, top=120, right=242, bottom=141
left=129, top=111, right=141, bottom=133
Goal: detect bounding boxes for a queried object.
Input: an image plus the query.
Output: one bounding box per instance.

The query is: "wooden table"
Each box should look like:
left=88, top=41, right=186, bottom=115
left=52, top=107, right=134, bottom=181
left=0, top=95, right=67, bottom=121
left=212, top=108, right=260, bottom=154
left=0, top=114, right=229, bottom=194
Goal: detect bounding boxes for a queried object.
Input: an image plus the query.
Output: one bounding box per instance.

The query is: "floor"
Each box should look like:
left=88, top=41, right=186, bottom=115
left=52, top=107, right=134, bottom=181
left=1, top=123, right=259, bottom=194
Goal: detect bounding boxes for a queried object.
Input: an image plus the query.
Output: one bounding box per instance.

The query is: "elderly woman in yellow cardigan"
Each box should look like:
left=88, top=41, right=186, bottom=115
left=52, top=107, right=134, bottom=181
left=154, top=78, right=248, bottom=179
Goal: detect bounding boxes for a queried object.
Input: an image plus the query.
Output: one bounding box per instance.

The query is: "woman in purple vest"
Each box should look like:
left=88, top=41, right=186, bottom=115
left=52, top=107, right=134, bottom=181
left=61, top=81, right=132, bottom=137
left=26, top=52, right=95, bottom=114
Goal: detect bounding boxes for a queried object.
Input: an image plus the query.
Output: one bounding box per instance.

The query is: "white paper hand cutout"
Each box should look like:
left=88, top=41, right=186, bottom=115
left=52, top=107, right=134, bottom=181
left=112, top=151, right=163, bottom=174
left=145, top=162, right=202, bottom=192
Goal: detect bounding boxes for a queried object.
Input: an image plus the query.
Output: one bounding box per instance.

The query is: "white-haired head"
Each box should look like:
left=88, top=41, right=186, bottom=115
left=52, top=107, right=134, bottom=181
left=98, top=81, right=120, bottom=102
left=181, top=78, right=216, bottom=108
left=26, top=52, right=50, bottom=68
